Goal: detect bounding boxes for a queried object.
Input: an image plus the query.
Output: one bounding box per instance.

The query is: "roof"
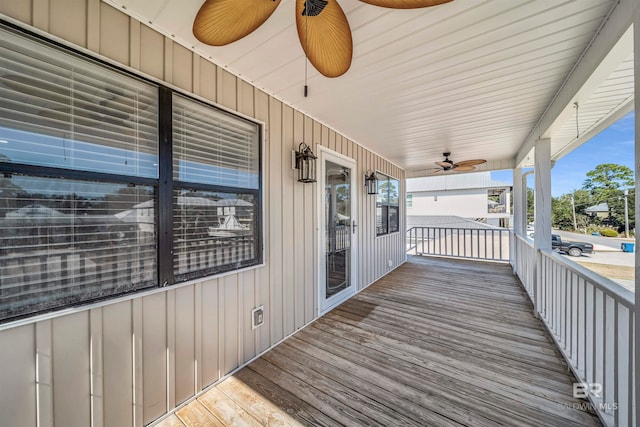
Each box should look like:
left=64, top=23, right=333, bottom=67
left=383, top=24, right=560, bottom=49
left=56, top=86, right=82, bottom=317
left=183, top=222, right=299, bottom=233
left=586, top=202, right=609, bottom=213
left=407, top=215, right=502, bottom=230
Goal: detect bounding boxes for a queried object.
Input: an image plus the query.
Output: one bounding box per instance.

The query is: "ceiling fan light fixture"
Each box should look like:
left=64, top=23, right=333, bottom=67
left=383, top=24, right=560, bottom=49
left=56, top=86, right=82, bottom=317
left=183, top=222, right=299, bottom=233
left=432, top=152, right=486, bottom=174
left=192, top=0, right=453, bottom=78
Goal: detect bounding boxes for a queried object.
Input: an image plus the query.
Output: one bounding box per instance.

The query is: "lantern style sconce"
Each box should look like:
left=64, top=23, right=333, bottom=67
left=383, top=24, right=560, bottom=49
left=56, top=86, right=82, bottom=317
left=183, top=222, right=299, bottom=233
left=295, top=142, right=317, bottom=183
left=364, top=170, right=378, bottom=195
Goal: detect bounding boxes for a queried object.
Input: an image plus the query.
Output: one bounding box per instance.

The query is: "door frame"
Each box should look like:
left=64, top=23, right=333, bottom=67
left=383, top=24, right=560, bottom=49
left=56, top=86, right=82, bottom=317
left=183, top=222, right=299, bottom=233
left=317, top=146, right=357, bottom=316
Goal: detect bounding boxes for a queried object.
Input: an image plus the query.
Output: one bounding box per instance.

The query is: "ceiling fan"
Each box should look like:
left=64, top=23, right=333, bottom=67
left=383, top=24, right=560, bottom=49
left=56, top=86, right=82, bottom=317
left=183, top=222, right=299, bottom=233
left=192, top=0, right=453, bottom=78
left=432, top=152, right=486, bottom=174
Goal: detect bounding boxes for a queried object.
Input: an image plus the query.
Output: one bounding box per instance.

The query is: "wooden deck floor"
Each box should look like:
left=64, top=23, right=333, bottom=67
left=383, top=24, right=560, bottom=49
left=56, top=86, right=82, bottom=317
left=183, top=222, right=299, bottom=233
left=156, top=256, right=601, bottom=427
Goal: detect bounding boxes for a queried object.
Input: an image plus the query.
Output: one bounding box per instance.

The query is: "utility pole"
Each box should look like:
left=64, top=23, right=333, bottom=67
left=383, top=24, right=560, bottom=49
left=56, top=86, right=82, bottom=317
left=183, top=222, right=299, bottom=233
left=624, top=189, right=629, bottom=238
left=571, top=194, right=577, bottom=231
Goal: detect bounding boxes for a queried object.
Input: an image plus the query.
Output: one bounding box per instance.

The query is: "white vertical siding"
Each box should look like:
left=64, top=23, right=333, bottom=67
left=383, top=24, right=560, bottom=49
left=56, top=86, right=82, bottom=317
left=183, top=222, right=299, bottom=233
left=0, top=2, right=407, bottom=426
left=0, top=325, right=35, bottom=427
left=102, top=302, right=134, bottom=427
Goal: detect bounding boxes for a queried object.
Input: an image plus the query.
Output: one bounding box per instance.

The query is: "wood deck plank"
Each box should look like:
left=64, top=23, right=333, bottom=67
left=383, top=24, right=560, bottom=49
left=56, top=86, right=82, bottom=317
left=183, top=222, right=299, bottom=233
left=154, top=414, right=186, bottom=427
left=234, top=367, right=341, bottom=427
left=263, top=342, right=434, bottom=426
left=169, top=256, right=601, bottom=427
left=198, top=387, right=262, bottom=427
left=216, top=377, right=304, bottom=427
left=175, top=400, right=226, bottom=427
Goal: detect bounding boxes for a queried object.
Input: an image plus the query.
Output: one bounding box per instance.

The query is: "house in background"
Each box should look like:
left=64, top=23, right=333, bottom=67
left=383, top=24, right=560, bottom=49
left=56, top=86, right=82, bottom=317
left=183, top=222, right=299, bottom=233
left=586, top=202, right=610, bottom=219
left=407, top=172, right=512, bottom=228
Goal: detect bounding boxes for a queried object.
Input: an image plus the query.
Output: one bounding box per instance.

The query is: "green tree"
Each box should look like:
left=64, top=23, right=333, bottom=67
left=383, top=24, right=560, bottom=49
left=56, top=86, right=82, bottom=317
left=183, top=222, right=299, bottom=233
left=552, top=195, right=574, bottom=230
left=551, top=191, right=592, bottom=231
left=582, top=164, right=634, bottom=231
left=526, top=187, right=534, bottom=225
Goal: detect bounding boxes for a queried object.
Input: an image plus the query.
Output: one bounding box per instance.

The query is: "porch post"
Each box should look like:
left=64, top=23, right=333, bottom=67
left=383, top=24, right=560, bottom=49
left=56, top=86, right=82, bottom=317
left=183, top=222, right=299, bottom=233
left=512, top=167, right=523, bottom=236
left=510, top=168, right=523, bottom=273
left=534, top=139, right=551, bottom=315
left=633, top=5, right=640, bottom=425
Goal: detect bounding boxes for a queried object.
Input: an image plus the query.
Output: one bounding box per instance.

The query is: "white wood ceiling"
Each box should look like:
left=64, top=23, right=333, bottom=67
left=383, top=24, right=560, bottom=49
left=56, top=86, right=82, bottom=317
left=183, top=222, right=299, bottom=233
left=105, top=0, right=631, bottom=176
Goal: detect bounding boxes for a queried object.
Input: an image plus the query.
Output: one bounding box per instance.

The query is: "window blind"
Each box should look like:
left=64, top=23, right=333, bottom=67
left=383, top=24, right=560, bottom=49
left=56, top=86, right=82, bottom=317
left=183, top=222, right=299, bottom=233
left=0, top=27, right=158, bottom=178
left=172, top=94, right=259, bottom=189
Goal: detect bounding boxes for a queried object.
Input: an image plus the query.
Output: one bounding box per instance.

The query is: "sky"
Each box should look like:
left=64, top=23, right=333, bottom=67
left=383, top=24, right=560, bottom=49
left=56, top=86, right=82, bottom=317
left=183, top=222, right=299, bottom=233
left=491, top=111, right=635, bottom=197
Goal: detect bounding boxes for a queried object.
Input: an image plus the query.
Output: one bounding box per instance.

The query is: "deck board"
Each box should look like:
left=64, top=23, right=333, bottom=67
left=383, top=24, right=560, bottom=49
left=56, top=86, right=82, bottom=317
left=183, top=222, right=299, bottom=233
left=156, top=256, right=601, bottom=427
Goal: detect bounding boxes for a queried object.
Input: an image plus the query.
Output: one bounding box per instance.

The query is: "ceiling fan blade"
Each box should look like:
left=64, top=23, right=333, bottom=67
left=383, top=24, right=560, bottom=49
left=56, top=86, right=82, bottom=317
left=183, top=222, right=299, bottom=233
left=435, top=161, right=452, bottom=168
left=358, top=0, right=452, bottom=9
left=193, top=0, right=281, bottom=46
left=296, top=0, right=353, bottom=77
left=452, top=165, right=475, bottom=172
left=454, top=159, right=487, bottom=167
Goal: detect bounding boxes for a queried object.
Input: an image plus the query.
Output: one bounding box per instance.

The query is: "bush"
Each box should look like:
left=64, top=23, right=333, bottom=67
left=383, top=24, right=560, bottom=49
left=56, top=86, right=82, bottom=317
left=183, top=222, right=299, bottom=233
left=599, top=228, right=619, bottom=237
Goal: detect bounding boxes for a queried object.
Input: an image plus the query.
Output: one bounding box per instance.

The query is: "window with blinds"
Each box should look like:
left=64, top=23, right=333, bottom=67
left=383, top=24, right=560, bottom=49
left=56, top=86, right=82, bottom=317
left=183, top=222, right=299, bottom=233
left=376, top=173, right=400, bottom=236
left=0, top=24, right=263, bottom=322
left=172, top=95, right=261, bottom=280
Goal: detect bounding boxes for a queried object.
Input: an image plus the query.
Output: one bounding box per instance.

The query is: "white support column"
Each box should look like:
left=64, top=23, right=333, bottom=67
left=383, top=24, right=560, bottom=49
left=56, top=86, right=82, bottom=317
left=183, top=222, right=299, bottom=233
left=510, top=168, right=522, bottom=274
left=522, top=171, right=533, bottom=233
left=512, top=167, right=523, bottom=236
left=533, top=139, right=551, bottom=316
left=633, top=6, right=640, bottom=426
left=534, top=139, right=552, bottom=251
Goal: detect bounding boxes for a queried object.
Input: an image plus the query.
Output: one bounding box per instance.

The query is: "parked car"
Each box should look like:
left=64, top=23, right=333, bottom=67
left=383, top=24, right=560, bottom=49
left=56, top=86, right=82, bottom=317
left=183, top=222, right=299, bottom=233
left=552, top=234, right=594, bottom=257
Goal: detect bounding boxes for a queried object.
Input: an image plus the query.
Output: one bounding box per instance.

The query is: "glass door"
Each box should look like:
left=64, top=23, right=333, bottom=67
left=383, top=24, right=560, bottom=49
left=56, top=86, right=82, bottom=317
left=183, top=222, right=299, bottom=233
left=319, top=150, right=356, bottom=314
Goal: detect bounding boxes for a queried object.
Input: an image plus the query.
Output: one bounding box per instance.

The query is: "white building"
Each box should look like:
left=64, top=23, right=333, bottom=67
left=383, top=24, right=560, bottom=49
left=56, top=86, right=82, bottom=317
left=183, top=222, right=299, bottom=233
left=407, top=172, right=511, bottom=227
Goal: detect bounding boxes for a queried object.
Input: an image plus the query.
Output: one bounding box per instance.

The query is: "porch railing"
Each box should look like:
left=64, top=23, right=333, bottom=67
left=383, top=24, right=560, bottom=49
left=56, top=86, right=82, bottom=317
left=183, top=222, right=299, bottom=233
left=512, top=234, right=536, bottom=299
left=512, top=233, right=635, bottom=427
left=406, top=226, right=510, bottom=262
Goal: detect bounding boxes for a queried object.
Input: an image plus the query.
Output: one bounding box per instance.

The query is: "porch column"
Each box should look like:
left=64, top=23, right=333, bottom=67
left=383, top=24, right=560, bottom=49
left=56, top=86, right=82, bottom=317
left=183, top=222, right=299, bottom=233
left=634, top=5, right=640, bottom=425
left=534, top=138, right=551, bottom=315
left=534, top=139, right=552, bottom=251
left=512, top=167, right=523, bottom=236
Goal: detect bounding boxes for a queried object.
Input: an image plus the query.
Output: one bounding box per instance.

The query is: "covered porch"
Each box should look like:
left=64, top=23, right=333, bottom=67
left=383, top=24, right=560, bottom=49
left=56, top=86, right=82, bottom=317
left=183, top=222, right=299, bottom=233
left=0, top=0, right=639, bottom=426
left=158, top=256, right=600, bottom=427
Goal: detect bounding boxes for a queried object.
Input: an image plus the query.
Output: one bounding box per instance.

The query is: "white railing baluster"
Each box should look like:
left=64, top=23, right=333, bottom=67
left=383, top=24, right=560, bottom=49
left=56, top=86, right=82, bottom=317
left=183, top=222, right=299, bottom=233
left=510, top=236, right=635, bottom=427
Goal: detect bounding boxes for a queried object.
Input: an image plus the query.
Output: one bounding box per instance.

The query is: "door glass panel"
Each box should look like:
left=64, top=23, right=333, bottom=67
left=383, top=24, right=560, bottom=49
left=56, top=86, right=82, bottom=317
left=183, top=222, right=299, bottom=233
left=325, top=160, right=351, bottom=298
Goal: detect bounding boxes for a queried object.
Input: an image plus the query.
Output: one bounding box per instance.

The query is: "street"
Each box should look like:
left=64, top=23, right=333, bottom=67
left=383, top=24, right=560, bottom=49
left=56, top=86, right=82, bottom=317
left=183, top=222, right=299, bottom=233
left=552, top=230, right=635, bottom=291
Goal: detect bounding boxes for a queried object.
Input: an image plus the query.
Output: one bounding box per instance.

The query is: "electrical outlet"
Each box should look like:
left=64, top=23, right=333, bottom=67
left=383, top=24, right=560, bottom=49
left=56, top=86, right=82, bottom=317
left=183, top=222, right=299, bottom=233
left=388, top=259, right=393, bottom=268
left=251, top=305, right=264, bottom=329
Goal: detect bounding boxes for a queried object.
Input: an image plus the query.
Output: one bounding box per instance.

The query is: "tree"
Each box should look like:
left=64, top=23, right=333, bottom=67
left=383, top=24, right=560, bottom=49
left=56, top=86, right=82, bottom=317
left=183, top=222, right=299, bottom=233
left=526, top=187, right=534, bottom=225
left=551, top=191, right=592, bottom=231
left=552, top=195, right=574, bottom=230
left=582, top=164, right=634, bottom=230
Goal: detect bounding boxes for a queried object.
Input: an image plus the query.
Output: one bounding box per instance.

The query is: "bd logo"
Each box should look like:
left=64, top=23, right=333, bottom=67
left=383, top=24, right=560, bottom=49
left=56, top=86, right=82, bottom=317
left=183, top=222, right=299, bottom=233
left=573, top=382, right=602, bottom=399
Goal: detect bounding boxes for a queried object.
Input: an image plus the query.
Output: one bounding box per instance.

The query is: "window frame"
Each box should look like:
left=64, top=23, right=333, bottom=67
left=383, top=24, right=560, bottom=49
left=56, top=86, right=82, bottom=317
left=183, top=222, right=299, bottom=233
left=0, top=21, right=264, bottom=323
left=375, top=172, right=400, bottom=237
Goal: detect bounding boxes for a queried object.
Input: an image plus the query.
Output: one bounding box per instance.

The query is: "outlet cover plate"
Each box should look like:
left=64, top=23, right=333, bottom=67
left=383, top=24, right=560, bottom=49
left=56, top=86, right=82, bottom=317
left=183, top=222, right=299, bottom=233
left=251, top=305, right=264, bottom=329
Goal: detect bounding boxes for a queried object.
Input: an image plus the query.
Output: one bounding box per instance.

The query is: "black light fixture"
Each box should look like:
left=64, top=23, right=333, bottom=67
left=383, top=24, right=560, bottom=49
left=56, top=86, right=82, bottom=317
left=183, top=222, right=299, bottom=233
left=295, top=142, right=317, bottom=183
left=364, top=170, right=378, bottom=195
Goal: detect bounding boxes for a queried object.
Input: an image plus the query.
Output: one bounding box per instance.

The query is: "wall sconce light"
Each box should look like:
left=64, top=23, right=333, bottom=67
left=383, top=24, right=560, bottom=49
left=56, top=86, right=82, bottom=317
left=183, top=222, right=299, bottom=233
left=364, top=171, right=378, bottom=195
left=295, top=142, right=317, bottom=183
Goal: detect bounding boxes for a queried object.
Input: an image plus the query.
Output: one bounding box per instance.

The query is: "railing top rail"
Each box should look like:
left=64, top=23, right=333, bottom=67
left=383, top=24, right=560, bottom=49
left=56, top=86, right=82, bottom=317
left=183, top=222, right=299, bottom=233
left=540, top=249, right=635, bottom=308
left=406, top=226, right=508, bottom=232
left=514, top=233, right=534, bottom=248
